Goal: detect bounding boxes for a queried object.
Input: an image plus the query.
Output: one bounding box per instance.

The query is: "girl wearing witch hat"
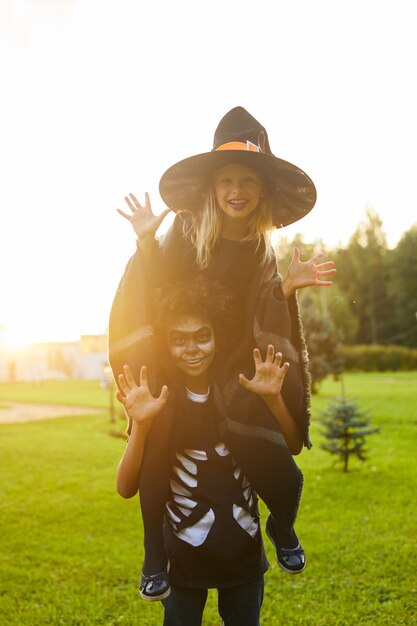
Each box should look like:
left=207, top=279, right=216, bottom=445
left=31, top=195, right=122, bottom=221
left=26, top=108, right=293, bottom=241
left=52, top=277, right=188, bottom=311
left=109, top=107, right=336, bottom=607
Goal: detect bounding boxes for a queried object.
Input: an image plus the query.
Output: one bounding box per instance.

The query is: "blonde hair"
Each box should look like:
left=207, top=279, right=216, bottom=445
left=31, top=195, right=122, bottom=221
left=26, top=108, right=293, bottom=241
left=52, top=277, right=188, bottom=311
left=181, top=185, right=275, bottom=269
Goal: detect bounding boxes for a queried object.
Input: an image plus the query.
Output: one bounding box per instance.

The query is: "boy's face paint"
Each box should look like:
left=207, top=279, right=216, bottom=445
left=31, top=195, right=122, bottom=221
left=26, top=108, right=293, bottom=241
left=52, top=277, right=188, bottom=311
left=167, top=315, right=215, bottom=391
left=212, top=163, right=264, bottom=221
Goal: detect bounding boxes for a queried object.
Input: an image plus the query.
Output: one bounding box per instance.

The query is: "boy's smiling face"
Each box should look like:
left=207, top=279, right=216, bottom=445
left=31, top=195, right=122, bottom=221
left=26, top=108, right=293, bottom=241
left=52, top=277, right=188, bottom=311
left=167, top=315, right=215, bottom=392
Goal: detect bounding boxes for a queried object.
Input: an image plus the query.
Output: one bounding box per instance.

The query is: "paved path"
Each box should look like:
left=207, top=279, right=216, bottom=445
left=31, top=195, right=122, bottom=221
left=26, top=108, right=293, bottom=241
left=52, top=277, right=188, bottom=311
left=0, top=402, right=102, bottom=424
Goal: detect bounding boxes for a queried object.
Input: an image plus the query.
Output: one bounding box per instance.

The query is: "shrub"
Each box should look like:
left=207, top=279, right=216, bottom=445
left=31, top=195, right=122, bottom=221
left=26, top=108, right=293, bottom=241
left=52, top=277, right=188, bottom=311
left=341, top=344, right=417, bottom=372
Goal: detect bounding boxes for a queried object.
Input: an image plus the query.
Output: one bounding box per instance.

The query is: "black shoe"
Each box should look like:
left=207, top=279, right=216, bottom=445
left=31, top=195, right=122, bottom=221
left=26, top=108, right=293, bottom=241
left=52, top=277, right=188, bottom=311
left=265, top=514, right=306, bottom=574
left=139, top=571, right=171, bottom=601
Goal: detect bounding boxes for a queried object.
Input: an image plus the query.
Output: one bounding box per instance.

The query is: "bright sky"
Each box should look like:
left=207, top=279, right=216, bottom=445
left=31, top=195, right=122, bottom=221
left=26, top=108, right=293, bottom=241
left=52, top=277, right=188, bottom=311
left=1, top=0, right=416, bottom=345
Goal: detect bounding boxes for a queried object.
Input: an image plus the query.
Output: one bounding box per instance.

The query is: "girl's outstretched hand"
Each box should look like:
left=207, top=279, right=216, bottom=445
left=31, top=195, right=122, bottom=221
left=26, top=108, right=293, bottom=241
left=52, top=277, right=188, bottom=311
left=117, top=364, right=169, bottom=423
left=117, top=192, right=172, bottom=241
left=281, top=247, right=337, bottom=298
left=239, top=345, right=289, bottom=398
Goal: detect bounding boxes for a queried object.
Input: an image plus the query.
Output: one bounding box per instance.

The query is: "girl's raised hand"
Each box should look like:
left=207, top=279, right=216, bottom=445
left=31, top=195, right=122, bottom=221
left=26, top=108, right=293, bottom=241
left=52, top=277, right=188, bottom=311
left=117, top=192, right=172, bottom=241
left=239, top=345, right=289, bottom=398
left=116, top=364, right=169, bottom=423
left=281, top=247, right=337, bottom=298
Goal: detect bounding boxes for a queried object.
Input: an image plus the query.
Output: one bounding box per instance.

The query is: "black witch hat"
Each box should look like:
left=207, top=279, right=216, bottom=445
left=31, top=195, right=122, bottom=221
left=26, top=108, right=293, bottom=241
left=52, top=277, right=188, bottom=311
left=159, top=106, right=317, bottom=228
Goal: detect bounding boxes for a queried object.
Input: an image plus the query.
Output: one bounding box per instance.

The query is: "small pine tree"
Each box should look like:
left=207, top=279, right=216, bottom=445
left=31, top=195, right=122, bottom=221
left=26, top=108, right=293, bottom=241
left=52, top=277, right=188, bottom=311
left=319, top=396, right=380, bottom=472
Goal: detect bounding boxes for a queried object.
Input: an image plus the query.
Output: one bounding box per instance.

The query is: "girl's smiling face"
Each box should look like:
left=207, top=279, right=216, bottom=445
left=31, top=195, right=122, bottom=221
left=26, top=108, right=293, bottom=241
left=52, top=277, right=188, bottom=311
left=212, top=163, right=264, bottom=221
left=167, top=315, right=215, bottom=393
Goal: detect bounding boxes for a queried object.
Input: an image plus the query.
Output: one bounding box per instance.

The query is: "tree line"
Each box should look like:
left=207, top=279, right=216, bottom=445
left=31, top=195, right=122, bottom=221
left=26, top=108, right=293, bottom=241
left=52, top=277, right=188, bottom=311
left=275, top=208, right=417, bottom=349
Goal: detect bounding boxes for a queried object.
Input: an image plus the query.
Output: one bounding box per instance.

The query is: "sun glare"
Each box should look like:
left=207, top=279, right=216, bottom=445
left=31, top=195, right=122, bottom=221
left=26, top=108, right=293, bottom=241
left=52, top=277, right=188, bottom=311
left=1, top=320, right=87, bottom=349
left=2, top=326, right=32, bottom=351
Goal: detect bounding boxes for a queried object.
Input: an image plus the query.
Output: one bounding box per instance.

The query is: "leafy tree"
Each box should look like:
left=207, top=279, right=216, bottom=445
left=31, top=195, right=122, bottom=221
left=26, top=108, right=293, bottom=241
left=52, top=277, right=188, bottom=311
left=387, top=224, right=417, bottom=347
left=320, top=395, right=380, bottom=472
left=275, top=234, right=357, bottom=342
left=324, top=283, right=359, bottom=344
left=335, top=208, right=397, bottom=344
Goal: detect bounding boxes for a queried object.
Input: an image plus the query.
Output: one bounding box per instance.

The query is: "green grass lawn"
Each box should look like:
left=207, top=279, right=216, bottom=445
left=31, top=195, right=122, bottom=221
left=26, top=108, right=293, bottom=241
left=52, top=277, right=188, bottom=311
left=0, top=380, right=111, bottom=408
left=0, top=373, right=416, bottom=625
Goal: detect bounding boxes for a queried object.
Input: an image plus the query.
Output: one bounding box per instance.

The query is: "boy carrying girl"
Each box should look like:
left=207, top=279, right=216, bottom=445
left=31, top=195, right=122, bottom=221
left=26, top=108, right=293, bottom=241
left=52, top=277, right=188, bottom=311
left=116, top=276, right=305, bottom=626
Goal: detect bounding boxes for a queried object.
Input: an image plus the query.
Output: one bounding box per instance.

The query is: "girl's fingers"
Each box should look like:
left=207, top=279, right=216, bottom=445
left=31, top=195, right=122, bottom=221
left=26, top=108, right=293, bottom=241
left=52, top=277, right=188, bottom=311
left=253, top=348, right=262, bottom=365
left=266, top=344, right=275, bottom=362
left=157, top=207, right=173, bottom=223
left=238, top=373, right=251, bottom=390
left=316, top=280, right=333, bottom=286
left=124, top=195, right=136, bottom=212
left=309, top=251, right=325, bottom=263
left=274, top=351, right=283, bottom=366
left=118, top=373, right=129, bottom=394
left=131, top=192, right=151, bottom=214
left=123, top=364, right=137, bottom=389
left=274, top=353, right=289, bottom=374
left=318, top=268, right=337, bottom=276
left=139, top=365, right=148, bottom=385
left=129, top=193, right=142, bottom=207
left=316, top=260, right=335, bottom=269
left=116, top=390, right=126, bottom=404
left=116, top=208, right=132, bottom=220
left=158, top=385, right=169, bottom=402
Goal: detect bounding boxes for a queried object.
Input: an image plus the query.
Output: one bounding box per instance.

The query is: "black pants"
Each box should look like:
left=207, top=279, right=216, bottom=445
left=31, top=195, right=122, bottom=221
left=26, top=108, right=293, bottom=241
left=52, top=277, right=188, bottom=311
left=162, top=577, right=264, bottom=626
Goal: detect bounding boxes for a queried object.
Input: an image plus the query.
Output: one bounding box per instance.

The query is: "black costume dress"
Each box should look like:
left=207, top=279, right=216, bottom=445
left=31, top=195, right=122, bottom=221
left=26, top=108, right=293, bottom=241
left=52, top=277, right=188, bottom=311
left=109, top=214, right=311, bottom=578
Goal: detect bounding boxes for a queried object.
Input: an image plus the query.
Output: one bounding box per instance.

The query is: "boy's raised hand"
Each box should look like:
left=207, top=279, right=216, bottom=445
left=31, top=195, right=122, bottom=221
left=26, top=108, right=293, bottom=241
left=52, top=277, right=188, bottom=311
left=239, top=345, right=289, bottom=398
left=117, top=192, right=172, bottom=241
left=281, top=246, right=337, bottom=298
left=117, top=364, right=169, bottom=423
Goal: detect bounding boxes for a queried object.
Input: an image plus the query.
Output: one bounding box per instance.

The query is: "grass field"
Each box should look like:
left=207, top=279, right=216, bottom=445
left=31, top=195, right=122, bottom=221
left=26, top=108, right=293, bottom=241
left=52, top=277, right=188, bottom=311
left=0, top=373, right=416, bottom=625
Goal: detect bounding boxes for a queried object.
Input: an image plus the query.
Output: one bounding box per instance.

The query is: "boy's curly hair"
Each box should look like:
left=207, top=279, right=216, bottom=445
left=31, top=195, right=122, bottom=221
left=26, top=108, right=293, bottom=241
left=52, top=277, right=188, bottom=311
left=153, top=274, right=240, bottom=356
left=124, top=276, right=238, bottom=439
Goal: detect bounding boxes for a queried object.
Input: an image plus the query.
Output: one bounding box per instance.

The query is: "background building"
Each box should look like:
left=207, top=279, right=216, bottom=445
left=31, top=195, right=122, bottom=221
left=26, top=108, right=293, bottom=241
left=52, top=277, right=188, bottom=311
left=0, top=330, right=108, bottom=382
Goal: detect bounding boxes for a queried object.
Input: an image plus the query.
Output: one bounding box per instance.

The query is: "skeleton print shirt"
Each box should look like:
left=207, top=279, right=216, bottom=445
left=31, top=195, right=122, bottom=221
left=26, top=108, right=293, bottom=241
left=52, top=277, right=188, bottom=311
left=163, top=390, right=269, bottom=589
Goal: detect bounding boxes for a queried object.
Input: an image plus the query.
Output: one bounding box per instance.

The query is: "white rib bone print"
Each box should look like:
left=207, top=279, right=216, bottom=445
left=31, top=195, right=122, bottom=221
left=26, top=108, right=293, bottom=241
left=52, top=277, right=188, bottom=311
left=166, top=442, right=259, bottom=547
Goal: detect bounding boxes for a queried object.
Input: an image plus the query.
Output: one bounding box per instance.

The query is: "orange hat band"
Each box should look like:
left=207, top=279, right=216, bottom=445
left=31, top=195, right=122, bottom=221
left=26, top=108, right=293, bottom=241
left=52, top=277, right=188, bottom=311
left=215, top=140, right=261, bottom=153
